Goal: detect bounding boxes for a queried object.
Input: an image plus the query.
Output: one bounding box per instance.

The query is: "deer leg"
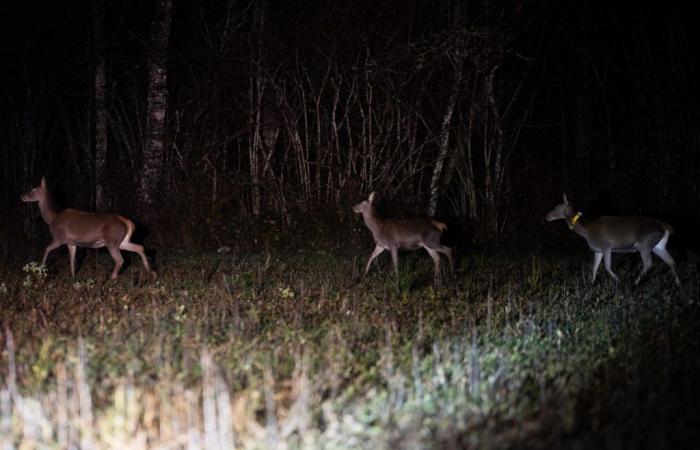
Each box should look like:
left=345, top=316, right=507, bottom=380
left=107, top=246, right=124, bottom=280
left=652, top=247, right=681, bottom=286
left=390, top=247, right=399, bottom=279
left=603, top=249, right=619, bottom=282
left=41, top=239, right=63, bottom=266
left=364, top=245, right=385, bottom=274
left=68, top=245, right=77, bottom=277
left=119, top=242, right=152, bottom=272
left=436, top=245, right=453, bottom=272
left=591, top=252, right=603, bottom=284
left=634, top=248, right=653, bottom=285
left=424, top=247, right=442, bottom=284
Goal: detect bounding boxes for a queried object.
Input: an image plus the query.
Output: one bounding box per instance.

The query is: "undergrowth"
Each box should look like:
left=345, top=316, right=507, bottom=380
left=0, top=248, right=698, bottom=449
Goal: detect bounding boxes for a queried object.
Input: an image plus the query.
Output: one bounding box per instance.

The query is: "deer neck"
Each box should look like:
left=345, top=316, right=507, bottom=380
left=567, top=211, right=590, bottom=240
left=361, top=208, right=385, bottom=238
left=38, top=192, right=61, bottom=225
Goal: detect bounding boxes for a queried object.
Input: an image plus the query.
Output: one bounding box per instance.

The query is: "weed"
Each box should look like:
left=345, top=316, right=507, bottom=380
left=0, top=249, right=697, bottom=449
left=22, top=261, right=48, bottom=289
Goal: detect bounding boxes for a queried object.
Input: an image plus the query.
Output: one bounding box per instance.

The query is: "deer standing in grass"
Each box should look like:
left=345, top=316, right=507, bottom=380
left=545, top=193, right=680, bottom=286
left=21, top=177, right=153, bottom=279
left=353, top=192, right=453, bottom=284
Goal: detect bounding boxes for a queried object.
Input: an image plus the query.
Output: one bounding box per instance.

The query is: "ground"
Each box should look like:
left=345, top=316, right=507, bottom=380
left=0, top=243, right=699, bottom=449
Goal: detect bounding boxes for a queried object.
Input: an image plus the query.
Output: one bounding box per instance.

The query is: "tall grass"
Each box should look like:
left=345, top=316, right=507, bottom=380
left=0, top=249, right=698, bottom=449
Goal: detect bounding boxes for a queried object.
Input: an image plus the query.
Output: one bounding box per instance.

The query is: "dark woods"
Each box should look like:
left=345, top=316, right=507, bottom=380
left=1, top=0, right=698, bottom=250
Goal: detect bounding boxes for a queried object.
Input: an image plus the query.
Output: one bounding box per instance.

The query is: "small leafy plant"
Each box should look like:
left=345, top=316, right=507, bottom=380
left=22, top=262, right=48, bottom=289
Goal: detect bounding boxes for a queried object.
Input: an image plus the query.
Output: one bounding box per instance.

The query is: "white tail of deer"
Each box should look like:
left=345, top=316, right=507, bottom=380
left=545, top=193, right=680, bottom=286
left=353, top=192, right=453, bottom=284
left=21, top=177, right=153, bottom=279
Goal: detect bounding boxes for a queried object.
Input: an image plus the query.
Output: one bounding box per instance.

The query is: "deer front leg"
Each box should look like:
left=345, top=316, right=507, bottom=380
left=390, top=247, right=399, bottom=278
left=364, top=245, right=385, bottom=274
left=68, top=245, right=77, bottom=277
left=41, top=239, right=63, bottom=267
left=591, top=252, right=603, bottom=284
left=603, top=249, right=619, bottom=283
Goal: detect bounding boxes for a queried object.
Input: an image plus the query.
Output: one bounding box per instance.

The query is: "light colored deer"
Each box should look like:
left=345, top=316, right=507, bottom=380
left=21, top=177, right=153, bottom=279
left=353, top=192, right=453, bottom=284
left=545, top=193, right=680, bottom=286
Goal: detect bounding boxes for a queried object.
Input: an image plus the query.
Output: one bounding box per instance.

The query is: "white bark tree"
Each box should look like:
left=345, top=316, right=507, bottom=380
left=428, top=41, right=464, bottom=217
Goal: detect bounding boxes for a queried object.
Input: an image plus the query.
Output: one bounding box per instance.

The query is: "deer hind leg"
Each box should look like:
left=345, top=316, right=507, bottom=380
left=364, top=245, right=385, bottom=275
left=115, top=216, right=153, bottom=275
left=107, top=245, right=124, bottom=280
left=435, top=245, right=453, bottom=272
left=119, top=242, right=152, bottom=272
left=635, top=248, right=653, bottom=285
left=652, top=246, right=681, bottom=286
left=424, top=247, right=442, bottom=285
left=603, top=249, right=619, bottom=283
left=591, top=251, right=603, bottom=284
left=68, top=245, right=77, bottom=277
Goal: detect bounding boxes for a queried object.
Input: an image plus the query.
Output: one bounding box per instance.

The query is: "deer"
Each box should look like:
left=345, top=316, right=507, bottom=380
left=353, top=192, right=453, bottom=284
left=21, top=177, right=154, bottom=280
left=545, top=193, right=680, bottom=286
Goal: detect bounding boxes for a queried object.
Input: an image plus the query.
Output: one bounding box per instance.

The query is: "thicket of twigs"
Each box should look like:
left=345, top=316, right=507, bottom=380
left=2, top=1, right=696, bottom=251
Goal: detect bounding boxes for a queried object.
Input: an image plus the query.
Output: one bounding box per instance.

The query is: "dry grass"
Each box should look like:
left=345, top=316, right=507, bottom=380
left=0, top=247, right=699, bottom=449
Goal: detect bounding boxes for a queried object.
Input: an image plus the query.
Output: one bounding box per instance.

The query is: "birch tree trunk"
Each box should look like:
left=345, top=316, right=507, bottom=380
left=427, top=57, right=462, bottom=217
left=464, top=101, right=478, bottom=221
left=93, top=0, right=108, bottom=211
left=483, top=64, right=504, bottom=237
left=139, top=0, right=173, bottom=219
left=249, top=73, right=263, bottom=216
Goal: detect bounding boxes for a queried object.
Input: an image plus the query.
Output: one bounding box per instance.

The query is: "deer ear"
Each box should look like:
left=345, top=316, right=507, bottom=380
left=41, top=177, right=47, bottom=188
left=562, top=193, right=568, bottom=204
left=368, top=192, right=376, bottom=203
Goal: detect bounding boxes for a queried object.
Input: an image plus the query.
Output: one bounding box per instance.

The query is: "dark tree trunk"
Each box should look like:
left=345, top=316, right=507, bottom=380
left=574, top=59, right=594, bottom=206
left=93, top=0, right=108, bottom=211
left=139, top=0, right=173, bottom=220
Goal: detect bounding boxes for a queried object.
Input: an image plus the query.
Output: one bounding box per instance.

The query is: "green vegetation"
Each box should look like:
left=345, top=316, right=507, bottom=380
left=0, top=248, right=698, bottom=449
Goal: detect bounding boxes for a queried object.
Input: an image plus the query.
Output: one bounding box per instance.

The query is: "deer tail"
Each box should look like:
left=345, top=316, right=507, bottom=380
left=664, top=223, right=674, bottom=236
left=116, top=215, right=135, bottom=245
left=431, top=220, right=447, bottom=233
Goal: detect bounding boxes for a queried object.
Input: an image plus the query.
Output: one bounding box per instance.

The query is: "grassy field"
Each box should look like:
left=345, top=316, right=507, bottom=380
left=0, top=242, right=699, bottom=449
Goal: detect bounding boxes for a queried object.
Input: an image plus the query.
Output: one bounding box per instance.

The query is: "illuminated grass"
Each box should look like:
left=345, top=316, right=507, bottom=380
left=0, top=249, right=698, bottom=449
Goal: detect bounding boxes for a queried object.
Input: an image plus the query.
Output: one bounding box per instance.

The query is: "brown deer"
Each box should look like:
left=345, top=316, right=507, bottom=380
left=545, top=193, right=680, bottom=286
left=21, top=177, right=153, bottom=279
left=353, top=192, right=453, bottom=284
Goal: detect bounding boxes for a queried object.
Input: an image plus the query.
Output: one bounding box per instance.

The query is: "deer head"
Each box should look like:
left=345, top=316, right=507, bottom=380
left=545, top=193, right=576, bottom=222
left=20, top=177, right=48, bottom=203
left=353, top=191, right=376, bottom=214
